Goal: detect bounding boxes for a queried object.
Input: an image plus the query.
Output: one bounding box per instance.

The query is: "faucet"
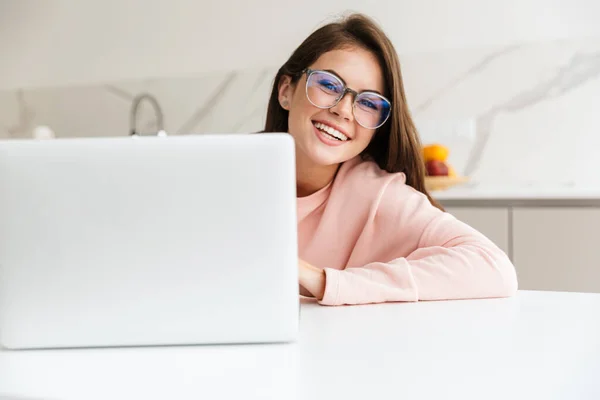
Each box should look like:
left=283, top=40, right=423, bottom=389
left=129, top=93, right=166, bottom=136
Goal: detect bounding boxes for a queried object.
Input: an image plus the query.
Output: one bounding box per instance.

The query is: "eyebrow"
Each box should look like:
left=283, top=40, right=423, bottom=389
left=322, top=68, right=384, bottom=96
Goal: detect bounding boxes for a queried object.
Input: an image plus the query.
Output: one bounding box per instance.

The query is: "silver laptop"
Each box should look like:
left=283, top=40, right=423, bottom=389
left=0, top=133, right=299, bottom=349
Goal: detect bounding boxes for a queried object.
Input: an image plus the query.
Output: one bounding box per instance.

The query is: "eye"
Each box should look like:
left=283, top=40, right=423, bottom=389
left=317, top=78, right=341, bottom=93
left=358, top=98, right=379, bottom=110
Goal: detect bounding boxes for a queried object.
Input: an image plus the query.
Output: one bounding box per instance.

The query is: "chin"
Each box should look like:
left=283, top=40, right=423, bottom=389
left=306, top=146, right=355, bottom=167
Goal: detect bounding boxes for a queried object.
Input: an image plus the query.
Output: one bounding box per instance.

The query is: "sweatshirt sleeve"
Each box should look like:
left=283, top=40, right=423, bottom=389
left=319, top=177, right=518, bottom=306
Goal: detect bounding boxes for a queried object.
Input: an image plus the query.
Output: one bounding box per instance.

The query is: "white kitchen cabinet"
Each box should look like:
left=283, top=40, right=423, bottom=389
left=443, top=207, right=510, bottom=256
left=512, top=207, right=600, bottom=293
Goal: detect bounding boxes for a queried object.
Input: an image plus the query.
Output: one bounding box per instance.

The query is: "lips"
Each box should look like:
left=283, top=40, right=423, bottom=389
left=312, top=121, right=350, bottom=141
left=312, top=124, right=346, bottom=147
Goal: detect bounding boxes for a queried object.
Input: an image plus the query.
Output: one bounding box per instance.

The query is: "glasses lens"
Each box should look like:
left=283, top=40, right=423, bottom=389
left=306, top=71, right=344, bottom=108
left=354, top=92, right=391, bottom=129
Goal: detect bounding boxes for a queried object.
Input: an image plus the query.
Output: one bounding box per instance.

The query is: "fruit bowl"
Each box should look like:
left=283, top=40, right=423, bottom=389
left=421, top=143, right=469, bottom=191
left=425, top=175, right=470, bottom=191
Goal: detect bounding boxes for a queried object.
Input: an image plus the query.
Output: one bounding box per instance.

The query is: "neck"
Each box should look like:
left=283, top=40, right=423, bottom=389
left=295, top=153, right=339, bottom=197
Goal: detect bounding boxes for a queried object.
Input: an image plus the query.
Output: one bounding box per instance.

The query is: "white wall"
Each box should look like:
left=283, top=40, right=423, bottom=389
left=1, top=0, right=600, bottom=90
left=2, top=0, right=600, bottom=190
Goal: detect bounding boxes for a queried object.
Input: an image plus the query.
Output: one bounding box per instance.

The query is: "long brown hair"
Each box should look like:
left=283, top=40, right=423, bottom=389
left=263, top=13, right=442, bottom=210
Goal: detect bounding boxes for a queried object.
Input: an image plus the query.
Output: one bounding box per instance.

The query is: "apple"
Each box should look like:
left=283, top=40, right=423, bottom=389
left=426, top=160, right=449, bottom=176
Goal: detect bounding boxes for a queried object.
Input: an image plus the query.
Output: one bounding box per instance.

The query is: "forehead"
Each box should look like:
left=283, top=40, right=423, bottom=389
left=310, top=47, right=385, bottom=94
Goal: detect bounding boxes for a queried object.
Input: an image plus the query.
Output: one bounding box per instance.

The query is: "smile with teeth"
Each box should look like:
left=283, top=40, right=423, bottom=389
left=313, top=122, right=349, bottom=142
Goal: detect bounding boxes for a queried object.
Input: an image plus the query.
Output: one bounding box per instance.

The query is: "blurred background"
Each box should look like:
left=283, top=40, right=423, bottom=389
left=1, top=0, right=600, bottom=293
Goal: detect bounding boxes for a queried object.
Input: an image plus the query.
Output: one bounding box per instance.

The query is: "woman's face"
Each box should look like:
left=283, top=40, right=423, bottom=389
left=279, top=47, right=386, bottom=167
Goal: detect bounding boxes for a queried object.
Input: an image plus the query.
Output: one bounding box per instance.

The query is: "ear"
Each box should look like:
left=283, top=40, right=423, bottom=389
left=278, top=75, right=294, bottom=110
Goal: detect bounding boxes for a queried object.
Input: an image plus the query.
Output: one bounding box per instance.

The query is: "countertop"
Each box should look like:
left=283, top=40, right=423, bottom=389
left=432, top=184, right=600, bottom=207
left=1, top=290, right=600, bottom=400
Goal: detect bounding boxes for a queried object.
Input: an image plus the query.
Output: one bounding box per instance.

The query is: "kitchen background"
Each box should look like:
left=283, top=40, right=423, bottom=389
left=2, top=0, right=600, bottom=189
left=2, top=0, right=600, bottom=292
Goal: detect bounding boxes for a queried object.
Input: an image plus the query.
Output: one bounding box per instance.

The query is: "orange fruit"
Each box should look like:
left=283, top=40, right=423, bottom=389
left=423, top=144, right=449, bottom=162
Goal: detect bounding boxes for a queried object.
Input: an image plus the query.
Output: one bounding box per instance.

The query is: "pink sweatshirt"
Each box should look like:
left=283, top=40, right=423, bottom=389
left=297, top=156, right=518, bottom=306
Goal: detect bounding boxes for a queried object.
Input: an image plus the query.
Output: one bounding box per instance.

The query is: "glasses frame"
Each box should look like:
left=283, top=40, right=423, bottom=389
left=301, top=68, right=392, bottom=129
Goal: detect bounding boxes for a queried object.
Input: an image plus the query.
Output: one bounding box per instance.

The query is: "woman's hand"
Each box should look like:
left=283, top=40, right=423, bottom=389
left=299, top=284, right=314, bottom=298
left=298, top=259, right=326, bottom=300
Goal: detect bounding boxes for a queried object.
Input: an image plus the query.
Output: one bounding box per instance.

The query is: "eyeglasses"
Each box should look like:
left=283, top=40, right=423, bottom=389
left=301, top=68, right=391, bottom=130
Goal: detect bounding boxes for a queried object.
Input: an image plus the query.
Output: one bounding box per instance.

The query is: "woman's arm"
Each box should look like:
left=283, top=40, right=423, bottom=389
left=313, top=181, right=518, bottom=306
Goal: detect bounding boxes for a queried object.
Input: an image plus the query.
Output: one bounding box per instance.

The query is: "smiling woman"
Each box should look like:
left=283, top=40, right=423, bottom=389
left=261, top=13, right=518, bottom=306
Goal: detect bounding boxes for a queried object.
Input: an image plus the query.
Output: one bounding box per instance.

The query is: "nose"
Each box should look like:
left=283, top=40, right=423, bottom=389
left=329, top=92, right=354, bottom=122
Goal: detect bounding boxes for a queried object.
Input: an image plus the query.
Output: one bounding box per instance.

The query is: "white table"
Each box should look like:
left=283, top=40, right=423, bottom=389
left=1, top=290, right=600, bottom=400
